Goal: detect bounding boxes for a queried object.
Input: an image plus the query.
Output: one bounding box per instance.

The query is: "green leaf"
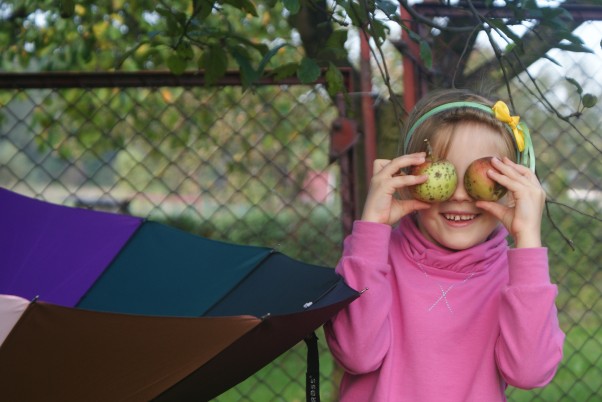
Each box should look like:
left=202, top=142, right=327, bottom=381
left=297, top=57, right=321, bottom=84
left=342, top=0, right=366, bottom=27
left=157, top=6, right=184, bottom=37
left=543, top=54, right=562, bottom=67
left=504, top=42, right=516, bottom=54
left=316, top=30, right=349, bottom=61
left=582, top=93, right=598, bottom=108
left=228, top=34, right=270, bottom=56
left=271, top=62, right=299, bottom=80
left=193, top=0, right=216, bottom=20
left=371, top=20, right=389, bottom=45
left=488, top=18, right=522, bottom=47
left=555, top=42, right=593, bottom=54
left=222, top=0, right=258, bottom=16
left=231, top=46, right=259, bottom=88
left=375, top=0, right=398, bottom=17
left=403, top=28, right=432, bottom=69
left=257, top=43, right=291, bottom=77
left=176, top=41, right=194, bottom=60
left=326, top=29, right=348, bottom=50
left=167, top=54, right=187, bottom=75
left=60, top=0, right=74, bottom=18
left=200, top=45, right=228, bottom=84
left=325, top=62, right=345, bottom=96
left=283, top=0, right=301, bottom=15
left=565, top=77, right=583, bottom=94
left=419, top=40, right=432, bottom=69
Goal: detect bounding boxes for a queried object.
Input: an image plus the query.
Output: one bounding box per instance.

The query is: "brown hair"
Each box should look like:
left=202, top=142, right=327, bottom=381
left=400, top=89, right=517, bottom=162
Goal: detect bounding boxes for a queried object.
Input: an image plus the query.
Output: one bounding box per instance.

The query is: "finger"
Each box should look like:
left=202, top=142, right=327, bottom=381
left=491, top=157, right=534, bottom=182
left=390, top=173, right=428, bottom=189
left=476, top=200, right=509, bottom=222
left=487, top=162, right=533, bottom=192
left=500, top=157, right=542, bottom=186
left=487, top=168, right=542, bottom=197
left=386, top=153, right=427, bottom=175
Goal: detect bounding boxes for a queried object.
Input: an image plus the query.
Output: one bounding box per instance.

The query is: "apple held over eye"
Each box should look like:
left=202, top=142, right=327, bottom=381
left=408, top=141, right=458, bottom=203
left=464, top=157, right=507, bottom=201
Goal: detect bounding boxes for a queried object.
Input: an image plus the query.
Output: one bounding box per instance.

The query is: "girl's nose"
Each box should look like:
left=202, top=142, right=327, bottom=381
left=450, top=172, right=472, bottom=202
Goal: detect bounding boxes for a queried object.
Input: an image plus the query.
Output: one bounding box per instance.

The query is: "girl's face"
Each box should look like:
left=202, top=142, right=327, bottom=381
left=415, top=122, right=510, bottom=250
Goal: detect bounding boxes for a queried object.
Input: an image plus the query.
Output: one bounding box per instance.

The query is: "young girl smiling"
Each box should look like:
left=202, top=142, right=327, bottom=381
left=325, top=89, right=565, bottom=401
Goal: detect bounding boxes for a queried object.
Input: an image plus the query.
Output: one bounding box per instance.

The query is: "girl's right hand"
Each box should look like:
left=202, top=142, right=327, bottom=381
left=361, top=153, right=432, bottom=226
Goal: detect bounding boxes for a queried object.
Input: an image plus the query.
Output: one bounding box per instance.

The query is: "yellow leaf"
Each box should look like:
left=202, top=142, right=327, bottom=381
left=262, top=11, right=270, bottom=25
left=92, top=20, right=109, bottom=38
left=75, top=4, right=86, bottom=16
left=135, top=43, right=150, bottom=57
left=161, top=88, right=173, bottom=103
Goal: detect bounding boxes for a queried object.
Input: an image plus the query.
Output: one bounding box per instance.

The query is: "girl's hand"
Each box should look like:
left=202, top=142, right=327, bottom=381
left=476, top=157, right=545, bottom=248
left=361, top=153, right=432, bottom=226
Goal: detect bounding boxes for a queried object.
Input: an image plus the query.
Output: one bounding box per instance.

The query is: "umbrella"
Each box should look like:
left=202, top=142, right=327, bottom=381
left=0, top=187, right=359, bottom=401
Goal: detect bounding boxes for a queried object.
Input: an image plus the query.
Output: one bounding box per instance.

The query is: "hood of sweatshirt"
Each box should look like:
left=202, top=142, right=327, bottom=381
left=393, top=214, right=509, bottom=276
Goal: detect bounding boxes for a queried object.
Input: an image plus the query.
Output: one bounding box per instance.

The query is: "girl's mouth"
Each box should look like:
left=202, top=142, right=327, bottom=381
left=442, top=213, right=478, bottom=222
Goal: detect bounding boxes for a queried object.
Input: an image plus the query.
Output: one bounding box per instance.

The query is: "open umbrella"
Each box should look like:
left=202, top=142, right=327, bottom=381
left=0, top=188, right=359, bottom=401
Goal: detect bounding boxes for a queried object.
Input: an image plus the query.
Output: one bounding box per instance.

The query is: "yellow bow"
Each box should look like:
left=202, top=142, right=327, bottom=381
left=492, top=101, right=525, bottom=152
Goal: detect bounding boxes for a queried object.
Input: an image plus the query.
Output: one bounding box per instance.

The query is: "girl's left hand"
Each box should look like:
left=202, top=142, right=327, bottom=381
left=475, top=157, right=546, bottom=248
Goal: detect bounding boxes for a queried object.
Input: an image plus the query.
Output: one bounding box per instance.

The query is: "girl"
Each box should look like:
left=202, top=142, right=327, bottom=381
left=325, top=89, right=565, bottom=401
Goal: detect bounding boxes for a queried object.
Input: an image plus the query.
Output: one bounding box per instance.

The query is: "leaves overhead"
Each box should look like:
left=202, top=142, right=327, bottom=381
left=0, top=0, right=599, bottom=93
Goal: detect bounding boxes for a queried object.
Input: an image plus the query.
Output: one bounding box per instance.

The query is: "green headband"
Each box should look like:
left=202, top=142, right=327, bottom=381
left=403, top=101, right=535, bottom=171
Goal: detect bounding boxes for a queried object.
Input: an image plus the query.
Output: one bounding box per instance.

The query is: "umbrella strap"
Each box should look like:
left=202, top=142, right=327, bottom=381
left=304, top=332, right=320, bottom=402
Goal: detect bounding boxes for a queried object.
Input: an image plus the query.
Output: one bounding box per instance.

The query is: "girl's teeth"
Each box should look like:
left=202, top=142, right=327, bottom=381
left=444, top=214, right=475, bottom=221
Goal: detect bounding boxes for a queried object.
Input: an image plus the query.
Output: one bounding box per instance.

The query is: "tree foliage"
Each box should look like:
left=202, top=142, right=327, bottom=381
left=2, top=0, right=600, bottom=157
left=2, top=1, right=599, bottom=92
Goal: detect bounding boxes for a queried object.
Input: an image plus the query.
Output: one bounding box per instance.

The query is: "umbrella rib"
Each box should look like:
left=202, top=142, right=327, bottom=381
left=301, top=279, right=341, bottom=310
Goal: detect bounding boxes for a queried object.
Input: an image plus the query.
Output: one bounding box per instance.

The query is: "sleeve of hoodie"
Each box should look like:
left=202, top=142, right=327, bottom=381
left=495, top=247, right=565, bottom=389
left=324, top=220, right=393, bottom=375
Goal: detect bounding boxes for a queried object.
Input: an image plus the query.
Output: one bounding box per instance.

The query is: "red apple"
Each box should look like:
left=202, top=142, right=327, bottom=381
left=464, top=157, right=507, bottom=201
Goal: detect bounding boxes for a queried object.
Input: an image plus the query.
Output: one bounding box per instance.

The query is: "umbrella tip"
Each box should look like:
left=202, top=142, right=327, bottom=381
left=261, top=313, right=271, bottom=321
left=303, top=301, right=313, bottom=309
left=31, top=295, right=40, bottom=303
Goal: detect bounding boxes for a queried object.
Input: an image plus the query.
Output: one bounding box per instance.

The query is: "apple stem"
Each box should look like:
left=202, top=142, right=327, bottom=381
left=424, top=139, right=435, bottom=161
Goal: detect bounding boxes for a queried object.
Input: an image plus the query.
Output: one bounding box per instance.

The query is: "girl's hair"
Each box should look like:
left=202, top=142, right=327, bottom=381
left=400, top=89, right=517, bottom=162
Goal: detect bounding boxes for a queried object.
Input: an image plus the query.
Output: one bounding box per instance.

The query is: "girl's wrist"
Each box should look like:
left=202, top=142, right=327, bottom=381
left=513, top=230, right=542, bottom=248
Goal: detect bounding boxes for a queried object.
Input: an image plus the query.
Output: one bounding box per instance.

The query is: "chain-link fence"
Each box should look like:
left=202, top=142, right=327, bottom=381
left=1, top=25, right=601, bottom=402
left=0, top=72, right=350, bottom=401
left=489, top=21, right=602, bottom=402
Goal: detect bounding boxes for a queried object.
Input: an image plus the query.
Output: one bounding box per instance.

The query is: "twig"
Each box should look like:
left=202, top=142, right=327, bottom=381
left=544, top=201, right=576, bottom=250
left=546, top=199, right=602, bottom=222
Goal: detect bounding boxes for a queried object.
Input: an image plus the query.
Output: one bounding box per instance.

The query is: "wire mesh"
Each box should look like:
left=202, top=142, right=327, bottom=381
left=2, top=19, right=602, bottom=399
left=494, top=21, right=602, bottom=402
left=0, top=78, right=345, bottom=401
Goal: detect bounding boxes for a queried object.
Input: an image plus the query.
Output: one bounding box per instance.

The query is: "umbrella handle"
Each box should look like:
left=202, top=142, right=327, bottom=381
left=304, top=332, right=320, bottom=402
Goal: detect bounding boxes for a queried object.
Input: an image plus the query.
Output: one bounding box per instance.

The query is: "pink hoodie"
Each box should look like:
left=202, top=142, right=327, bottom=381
left=325, top=216, right=564, bottom=402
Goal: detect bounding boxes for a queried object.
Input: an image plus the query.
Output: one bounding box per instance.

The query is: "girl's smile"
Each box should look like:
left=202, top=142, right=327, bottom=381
left=441, top=211, right=480, bottom=225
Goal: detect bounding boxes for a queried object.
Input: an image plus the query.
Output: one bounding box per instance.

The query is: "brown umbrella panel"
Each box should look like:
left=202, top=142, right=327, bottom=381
left=0, top=299, right=261, bottom=402
left=0, top=295, right=354, bottom=402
